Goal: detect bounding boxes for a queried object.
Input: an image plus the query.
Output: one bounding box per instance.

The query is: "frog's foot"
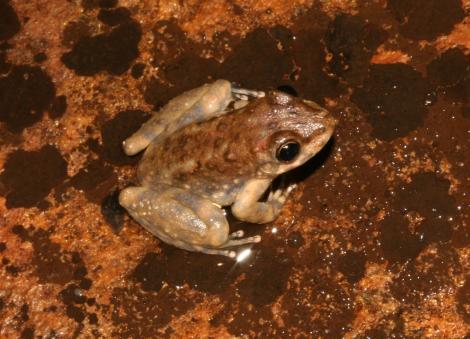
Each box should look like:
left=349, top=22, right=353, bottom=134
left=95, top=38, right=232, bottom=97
left=268, top=182, right=297, bottom=206
left=216, top=230, right=261, bottom=249
left=231, top=86, right=265, bottom=101
left=119, top=185, right=260, bottom=258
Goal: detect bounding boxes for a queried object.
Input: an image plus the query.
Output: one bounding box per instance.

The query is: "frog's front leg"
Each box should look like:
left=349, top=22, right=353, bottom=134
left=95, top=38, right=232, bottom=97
left=119, top=184, right=260, bottom=257
left=231, top=178, right=296, bottom=224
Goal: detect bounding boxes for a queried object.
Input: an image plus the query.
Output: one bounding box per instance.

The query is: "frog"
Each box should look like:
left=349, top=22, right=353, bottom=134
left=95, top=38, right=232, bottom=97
left=119, top=79, right=335, bottom=258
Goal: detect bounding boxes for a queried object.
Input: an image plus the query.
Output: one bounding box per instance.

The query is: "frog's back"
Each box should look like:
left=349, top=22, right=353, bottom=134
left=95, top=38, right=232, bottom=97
left=137, top=104, right=261, bottom=204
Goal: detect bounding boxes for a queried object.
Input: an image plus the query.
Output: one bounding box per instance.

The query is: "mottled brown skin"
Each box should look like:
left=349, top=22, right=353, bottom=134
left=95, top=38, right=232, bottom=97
left=119, top=80, right=335, bottom=258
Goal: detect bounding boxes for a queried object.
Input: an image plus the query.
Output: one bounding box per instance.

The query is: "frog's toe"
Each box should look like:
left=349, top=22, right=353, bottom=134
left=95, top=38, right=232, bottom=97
left=218, top=234, right=261, bottom=248
left=119, top=186, right=142, bottom=208
left=229, top=230, right=245, bottom=239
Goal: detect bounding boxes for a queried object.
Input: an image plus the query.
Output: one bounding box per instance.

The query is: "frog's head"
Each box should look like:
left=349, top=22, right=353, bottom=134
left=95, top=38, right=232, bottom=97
left=251, top=91, right=336, bottom=177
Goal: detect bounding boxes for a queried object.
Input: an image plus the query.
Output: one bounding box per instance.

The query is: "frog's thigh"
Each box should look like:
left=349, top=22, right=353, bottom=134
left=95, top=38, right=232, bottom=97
left=119, top=185, right=236, bottom=256
left=123, top=79, right=233, bottom=156
left=232, top=179, right=284, bottom=224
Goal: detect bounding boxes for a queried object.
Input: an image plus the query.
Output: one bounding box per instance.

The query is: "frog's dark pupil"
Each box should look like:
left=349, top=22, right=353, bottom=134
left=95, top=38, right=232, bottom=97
left=276, top=141, right=300, bottom=162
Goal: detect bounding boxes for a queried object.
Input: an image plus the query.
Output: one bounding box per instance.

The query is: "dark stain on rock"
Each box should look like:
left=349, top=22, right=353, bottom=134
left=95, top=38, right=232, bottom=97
left=0, top=0, right=21, bottom=41
left=62, top=16, right=141, bottom=75
left=70, top=159, right=117, bottom=203
left=101, top=189, right=126, bottom=232
left=289, top=8, right=343, bottom=103
left=391, top=245, right=460, bottom=304
left=463, top=105, right=470, bottom=119
left=81, top=0, right=100, bottom=11
left=130, top=62, right=145, bottom=79
left=98, top=109, right=150, bottom=165
left=5, top=264, right=20, bottom=275
left=235, top=244, right=292, bottom=306
left=99, top=0, right=118, bottom=8
left=98, top=7, right=131, bottom=27
left=286, top=231, right=305, bottom=248
left=387, top=0, right=464, bottom=41
left=325, top=14, right=387, bottom=84
left=380, top=211, right=424, bottom=263
left=66, top=305, right=86, bottom=323
left=132, top=248, right=234, bottom=294
left=217, top=27, right=294, bottom=90
left=394, top=172, right=456, bottom=244
left=33, top=52, right=47, bottom=63
left=20, top=327, right=34, bottom=339
left=0, top=65, right=56, bottom=132
left=380, top=172, right=457, bottom=263
left=49, top=95, right=67, bottom=119
left=351, top=63, right=435, bottom=140
left=1, top=145, right=67, bottom=209
left=457, top=275, right=470, bottom=324
left=0, top=242, right=5, bottom=252
left=337, top=250, right=366, bottom=283
left=427, top=47, right=470, bottom=88
left=11, top=225, right=84, bottom=285
left=62, top=19, right=93, bottom=48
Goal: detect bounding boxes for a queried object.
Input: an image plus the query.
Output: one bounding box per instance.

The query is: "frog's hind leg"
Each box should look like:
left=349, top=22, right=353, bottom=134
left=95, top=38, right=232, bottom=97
left=123, top=79, right=234, bottom=156
left=119, top=185, right=260, bottom=258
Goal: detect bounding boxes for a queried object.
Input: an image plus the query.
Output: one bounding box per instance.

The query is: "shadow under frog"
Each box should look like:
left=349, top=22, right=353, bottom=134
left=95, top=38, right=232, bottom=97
left=119, top=79, right=335, bottom=257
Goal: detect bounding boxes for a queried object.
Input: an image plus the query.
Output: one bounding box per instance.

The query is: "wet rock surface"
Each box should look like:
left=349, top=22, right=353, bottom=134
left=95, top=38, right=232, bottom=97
left=1, top=0, right=470, bottom=337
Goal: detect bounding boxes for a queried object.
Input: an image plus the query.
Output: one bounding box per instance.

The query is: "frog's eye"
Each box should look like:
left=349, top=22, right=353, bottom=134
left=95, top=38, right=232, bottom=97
left=276, top=141, right=300, bottom=162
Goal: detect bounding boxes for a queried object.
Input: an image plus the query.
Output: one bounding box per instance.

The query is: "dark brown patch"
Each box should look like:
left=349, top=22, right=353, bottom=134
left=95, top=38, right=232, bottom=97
left=387, top=0, right=464, bottom=41
left=217, top=27, right=294, bottom=90
left=286, top=231, right=305, bottom=248
left=351, top=63, right=435, bottom=140
left=130, top=62, right=145, bottom=79
left=70, top=159, right=117, bottom=203
left=62, top=19, right=93, bottom=48
left=97, top=7, right=131, bottom=27
left=380, top=211, right=424, bottom=263
left=1, top=145, right=67, bottom=209
left=49, top=95, right=67, bottom=119
left=394, top=172, right=456, bottom=244
left=62, top=16, right=141, bottom=75
left=380, top=172, right=457, bottom=263
left=0, top=65, right=56, bottom=132
left=337, top=250, right=366, bottom=283
left=325, top=14, right=387, bottom=84
left=33, top=52, right=47, bottom=63
left=20, top=327, right=34, bottom=339
left=12, top=225, right=85, bottom=285
left=99, top=0, right=117, bottom=8
left=427, top=47, right=470, bottom=88
left=0, top=0, right=21, bottom=41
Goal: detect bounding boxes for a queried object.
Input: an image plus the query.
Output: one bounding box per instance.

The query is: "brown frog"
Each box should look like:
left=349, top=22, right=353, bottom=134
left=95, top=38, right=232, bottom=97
left=119, top=79, right=335, bottom=258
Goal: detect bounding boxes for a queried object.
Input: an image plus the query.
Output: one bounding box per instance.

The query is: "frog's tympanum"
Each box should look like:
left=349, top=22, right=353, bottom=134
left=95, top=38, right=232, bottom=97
left=119, top=80, right=335, bottom=257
